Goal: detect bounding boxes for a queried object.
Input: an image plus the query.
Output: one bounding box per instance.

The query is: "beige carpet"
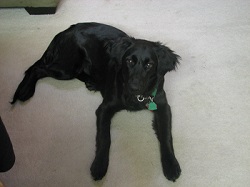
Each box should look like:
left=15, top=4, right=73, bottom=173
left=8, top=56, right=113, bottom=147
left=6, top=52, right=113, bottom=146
left=0, top=0, right=250, bottom=186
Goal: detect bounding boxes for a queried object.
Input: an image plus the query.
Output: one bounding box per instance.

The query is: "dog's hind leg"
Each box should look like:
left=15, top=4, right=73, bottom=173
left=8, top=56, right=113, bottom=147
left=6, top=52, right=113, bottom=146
left=10, top=51, right=81, bottom=104
left=11, top=27, right=95, bottom=104
left=11, top=29, right=85, bottom=104
left=10, top=60, right=48, bottom=104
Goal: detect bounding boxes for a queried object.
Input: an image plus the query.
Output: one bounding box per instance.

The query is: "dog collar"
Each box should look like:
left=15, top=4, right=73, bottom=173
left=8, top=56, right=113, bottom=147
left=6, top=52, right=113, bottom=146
left=136, top=86, right=157, bottom=111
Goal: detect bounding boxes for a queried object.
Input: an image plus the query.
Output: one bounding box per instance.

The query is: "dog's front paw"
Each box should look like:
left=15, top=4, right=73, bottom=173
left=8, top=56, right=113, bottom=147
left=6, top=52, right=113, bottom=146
left=90, top=156, right=109, bottom=181
left=162, top=154, right=181, bottom=182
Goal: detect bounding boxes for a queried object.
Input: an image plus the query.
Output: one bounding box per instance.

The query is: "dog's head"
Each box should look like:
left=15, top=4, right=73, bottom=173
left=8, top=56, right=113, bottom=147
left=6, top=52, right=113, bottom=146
left=106, top=37, right=180, bottom=96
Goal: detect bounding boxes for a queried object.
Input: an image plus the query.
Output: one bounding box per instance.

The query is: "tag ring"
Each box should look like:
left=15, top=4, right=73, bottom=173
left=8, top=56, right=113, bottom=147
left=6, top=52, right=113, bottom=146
left=137, top=95, right=145, bottom=102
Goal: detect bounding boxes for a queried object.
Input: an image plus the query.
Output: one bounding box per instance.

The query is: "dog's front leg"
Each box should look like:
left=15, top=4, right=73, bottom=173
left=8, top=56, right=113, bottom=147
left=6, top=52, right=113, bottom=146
left=90, top=102, right=119, bottom=180
left=153, top=91, right=181, bottom=182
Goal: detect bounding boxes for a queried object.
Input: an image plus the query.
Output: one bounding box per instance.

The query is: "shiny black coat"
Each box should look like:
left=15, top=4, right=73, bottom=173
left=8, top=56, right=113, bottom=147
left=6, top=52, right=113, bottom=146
left=11, top=22, right=181, bottom=181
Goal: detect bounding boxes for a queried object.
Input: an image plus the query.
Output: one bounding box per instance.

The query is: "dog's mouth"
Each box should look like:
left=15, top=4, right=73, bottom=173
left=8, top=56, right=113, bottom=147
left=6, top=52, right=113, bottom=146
left=126, top=86, right=155, bottom=102
left=126, top=81, right=143, bottom=95
left=125, top=79, right=156, bottom=96
left=127, top=85, right=145, bottom=96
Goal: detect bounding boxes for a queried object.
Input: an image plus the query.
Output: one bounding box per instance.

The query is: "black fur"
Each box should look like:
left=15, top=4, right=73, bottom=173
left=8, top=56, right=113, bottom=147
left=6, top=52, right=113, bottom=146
left=11, top=22, right=181, bottom=181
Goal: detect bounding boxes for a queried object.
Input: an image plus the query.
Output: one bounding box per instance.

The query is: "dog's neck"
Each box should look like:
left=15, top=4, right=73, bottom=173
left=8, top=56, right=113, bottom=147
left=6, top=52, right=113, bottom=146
left=136, top=85, right=158, bottom=111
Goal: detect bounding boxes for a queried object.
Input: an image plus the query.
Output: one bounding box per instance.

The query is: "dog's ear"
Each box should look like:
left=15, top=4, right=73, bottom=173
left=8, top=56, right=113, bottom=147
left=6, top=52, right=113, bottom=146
left=154, top=42, right=180, bottom=76
left=105, top=37, right=134, bottom=67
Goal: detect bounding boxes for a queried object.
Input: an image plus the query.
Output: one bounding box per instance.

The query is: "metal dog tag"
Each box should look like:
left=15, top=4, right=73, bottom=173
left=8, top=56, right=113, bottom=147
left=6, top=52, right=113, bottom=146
left=148, top=101, right=157, bottom=111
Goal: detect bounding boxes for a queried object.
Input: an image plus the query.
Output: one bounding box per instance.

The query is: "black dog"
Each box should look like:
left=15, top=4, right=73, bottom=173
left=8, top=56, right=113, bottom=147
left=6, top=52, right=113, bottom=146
left=11, top=22, right=181, bottom=181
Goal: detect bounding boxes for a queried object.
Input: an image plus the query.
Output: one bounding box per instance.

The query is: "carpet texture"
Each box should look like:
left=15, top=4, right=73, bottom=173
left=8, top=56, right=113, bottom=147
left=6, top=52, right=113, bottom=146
left=0, top=0, right=250, bottom=186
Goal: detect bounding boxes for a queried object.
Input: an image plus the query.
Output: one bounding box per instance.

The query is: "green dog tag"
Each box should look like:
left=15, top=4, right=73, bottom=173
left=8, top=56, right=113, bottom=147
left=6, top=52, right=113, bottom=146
left=148, top=101, right=157, bottom=111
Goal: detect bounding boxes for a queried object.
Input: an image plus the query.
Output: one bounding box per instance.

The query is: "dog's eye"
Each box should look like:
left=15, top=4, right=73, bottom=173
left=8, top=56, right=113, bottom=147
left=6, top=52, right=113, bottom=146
left=126, top=59, right=135, bottom=66
left=145, top=62, right=153, bottom=70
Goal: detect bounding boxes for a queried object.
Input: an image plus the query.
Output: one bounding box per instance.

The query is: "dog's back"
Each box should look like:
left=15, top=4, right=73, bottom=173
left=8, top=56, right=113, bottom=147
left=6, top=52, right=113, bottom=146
left=11, top=23, right=128, bottom=104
